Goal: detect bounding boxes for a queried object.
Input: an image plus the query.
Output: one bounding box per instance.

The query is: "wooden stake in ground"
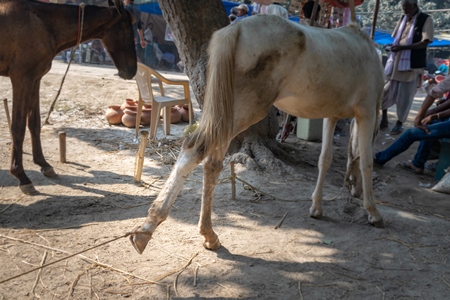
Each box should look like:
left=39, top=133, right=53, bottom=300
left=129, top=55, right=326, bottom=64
left=134, top=131, right=149, bottom=182
left=3, top=98, right=12, bottom=138
left=59, top=131, right=67, bottom=163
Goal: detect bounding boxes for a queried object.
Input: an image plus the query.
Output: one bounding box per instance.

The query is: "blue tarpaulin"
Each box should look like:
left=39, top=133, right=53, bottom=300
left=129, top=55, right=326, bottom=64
left=371, top=29, right=450, bottom=48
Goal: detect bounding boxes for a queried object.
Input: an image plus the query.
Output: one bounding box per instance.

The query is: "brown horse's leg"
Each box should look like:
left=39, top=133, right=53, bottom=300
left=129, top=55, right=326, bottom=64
left=129, top=144, right=204, bottom=254
left=199, top=149, right=227, bottom=250
left=10, top=80, right=36, bottom=194
left=28, top=79, right=56, bottom=177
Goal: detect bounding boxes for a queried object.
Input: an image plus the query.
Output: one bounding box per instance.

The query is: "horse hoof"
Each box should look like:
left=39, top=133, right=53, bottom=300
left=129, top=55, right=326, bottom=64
left=41, top=167, right=57, bottom=178
left=309, top=208, right=322, bottom=219
left=129, top=227, right=153, bottom=254
left=369, top=217, right=385, bottom=228
left=19, top=183, right=39, bottom=195
left=203, top=237, right=221, bottom=250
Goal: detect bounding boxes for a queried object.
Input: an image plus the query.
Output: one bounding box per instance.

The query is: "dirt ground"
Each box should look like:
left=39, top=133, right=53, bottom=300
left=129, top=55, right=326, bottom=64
left=1, top=60, right=449, bottom=300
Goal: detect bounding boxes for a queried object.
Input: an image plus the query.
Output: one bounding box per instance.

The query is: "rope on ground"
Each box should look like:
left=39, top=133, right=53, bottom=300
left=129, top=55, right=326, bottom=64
left=0, top=230, right=147, bottom=284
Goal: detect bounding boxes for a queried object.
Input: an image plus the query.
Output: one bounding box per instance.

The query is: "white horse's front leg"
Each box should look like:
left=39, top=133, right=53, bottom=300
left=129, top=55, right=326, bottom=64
left=199, top=151, right=226, bottom=250
left=310, top=118, right=337, bottom=219
left=129, top=147, right=202, bottom=254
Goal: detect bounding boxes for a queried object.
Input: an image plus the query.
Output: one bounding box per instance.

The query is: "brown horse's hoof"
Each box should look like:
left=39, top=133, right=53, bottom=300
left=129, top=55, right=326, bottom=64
left=19, top=183, right=39, bottom=195
left=41, top=167, right=57, bottom=178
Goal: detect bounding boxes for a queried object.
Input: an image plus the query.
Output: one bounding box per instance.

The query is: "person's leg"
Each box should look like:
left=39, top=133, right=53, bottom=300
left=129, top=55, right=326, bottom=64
left=381, top=80, right=399, bottom=128
left=375, top=120, right=450, bottom=166
left=381, top=109, right=388, bottom=128
left=144, top=44, right=150, bottom=66
left=395, top=78, right=418, bottom=125
left=412, top=120, right=450, bottom=168
left=412, top=140, right=433, bottom=169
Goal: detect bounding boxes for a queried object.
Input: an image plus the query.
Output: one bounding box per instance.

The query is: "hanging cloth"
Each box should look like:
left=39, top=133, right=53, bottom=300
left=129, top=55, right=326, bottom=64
left=323, top=0, right=364, bottom=8
left=384, top=12, right=418, bottom=76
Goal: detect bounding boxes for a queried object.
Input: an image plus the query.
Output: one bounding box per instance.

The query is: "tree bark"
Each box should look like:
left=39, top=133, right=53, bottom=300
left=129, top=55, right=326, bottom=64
left=158, top=0, right=299, bottom=172
left=158, top=0, right=228, bottom=107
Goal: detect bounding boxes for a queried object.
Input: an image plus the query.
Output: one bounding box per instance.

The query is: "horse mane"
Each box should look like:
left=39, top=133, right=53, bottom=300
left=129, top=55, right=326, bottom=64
left=185, top=24, right=239, bottom=158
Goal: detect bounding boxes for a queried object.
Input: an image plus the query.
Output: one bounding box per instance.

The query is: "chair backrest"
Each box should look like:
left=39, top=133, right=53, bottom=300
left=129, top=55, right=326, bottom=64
left=135, top=63, right=155, bottom=103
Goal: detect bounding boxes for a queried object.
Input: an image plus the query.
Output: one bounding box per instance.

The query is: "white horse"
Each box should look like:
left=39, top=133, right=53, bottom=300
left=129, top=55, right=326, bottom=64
left=130, top=15, right=385, bottom=254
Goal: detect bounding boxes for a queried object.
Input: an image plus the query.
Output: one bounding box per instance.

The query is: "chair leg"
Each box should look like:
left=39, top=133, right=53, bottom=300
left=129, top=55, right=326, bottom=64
left=188, top=102, right=193, bottom=125
left=149, top=103, right=161, bottom=139
left=163, top=106, right=171, bottom=135
left=135, top=98, right=144, bottom=140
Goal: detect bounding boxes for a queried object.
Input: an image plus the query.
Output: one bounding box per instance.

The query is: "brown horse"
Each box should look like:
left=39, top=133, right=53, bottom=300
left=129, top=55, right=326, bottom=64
left=130, top=15, right=385, bottom=254
left=0, top=0, right=137, bottom=194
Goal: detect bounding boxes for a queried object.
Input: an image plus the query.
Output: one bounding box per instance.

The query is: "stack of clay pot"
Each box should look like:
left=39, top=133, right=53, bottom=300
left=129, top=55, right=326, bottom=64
left=105, top=99, right=192, bottom=128
left=104, top=99, right=151, bottom=128
left=164, top=106, right=182, bottom=124
left=175, top=104, right=193, bottom=123
left=104, top=105, right=124, bottom=125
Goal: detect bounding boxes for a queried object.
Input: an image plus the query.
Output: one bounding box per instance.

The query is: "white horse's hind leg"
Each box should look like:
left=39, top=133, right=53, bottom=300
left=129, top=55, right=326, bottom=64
left=129, top=146, right=202, bottom=254
left=346, top=119, right=363, bottom=197
left=199, top=149, right=227, bottom=250
left=355, top=117, right=384, bottom=227
left=310, top=118, right=338, bottom=219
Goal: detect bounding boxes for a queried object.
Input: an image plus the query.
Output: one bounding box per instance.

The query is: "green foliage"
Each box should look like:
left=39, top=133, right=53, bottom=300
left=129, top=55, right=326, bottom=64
left=356, top=0, right=450, bottom=33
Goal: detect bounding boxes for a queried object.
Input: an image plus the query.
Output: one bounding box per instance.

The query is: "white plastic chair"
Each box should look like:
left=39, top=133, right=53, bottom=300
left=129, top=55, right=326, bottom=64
left=134, top=62, right=192, bottom=139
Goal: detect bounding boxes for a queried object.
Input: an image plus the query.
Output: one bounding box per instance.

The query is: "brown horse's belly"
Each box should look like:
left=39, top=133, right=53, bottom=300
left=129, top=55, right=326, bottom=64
left=0, top=62, right=9, bottom=76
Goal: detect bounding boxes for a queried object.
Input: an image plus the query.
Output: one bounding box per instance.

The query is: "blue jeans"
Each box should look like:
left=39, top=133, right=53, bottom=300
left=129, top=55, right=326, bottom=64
left=375, top=119, right=450, bottom=169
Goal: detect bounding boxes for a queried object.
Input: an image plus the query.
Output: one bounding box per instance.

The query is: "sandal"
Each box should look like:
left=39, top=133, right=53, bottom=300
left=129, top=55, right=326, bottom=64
left=399, top=161, right=424, bottom=175
left=390, top=125, right=403, bottom=135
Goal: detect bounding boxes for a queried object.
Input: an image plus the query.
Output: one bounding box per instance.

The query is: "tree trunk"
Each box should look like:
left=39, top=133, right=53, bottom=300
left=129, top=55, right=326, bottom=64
left=158, top=0, right=299, bottom=172
left=158, top=0, right=228, bottom=107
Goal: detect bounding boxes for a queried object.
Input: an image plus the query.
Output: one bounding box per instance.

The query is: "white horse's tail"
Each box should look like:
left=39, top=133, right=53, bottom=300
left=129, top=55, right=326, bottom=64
left=184, top=25, right=239, bottom=158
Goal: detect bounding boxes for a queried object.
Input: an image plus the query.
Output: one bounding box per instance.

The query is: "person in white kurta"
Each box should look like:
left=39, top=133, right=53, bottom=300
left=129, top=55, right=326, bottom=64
left=381, top=0, right=434, bottom=135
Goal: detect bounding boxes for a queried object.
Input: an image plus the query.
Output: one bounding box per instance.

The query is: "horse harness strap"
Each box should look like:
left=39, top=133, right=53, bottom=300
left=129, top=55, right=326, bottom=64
left=77, top=3, right=86, bottom=47
left=43, top=3, right=86, bottom=125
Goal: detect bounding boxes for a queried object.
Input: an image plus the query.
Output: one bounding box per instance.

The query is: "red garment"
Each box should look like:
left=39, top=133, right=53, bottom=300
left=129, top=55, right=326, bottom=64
left=323, top=0, right=364, bottom=8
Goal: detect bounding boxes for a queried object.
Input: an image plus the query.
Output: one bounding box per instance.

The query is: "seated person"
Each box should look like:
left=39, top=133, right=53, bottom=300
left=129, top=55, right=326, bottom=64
left=151, top=37, right=163, bottom=67
left=231, top=4, right=249, bottom=23
left=374, top=75, right=450, bottom=174
left=151, top=37, right=176, bottom=70
left=89, top=39, right=106, bottom=64
left=438, top=63, right=449, bottom=75
left=161, top=52, right=175, bottom=69
left=228, top=13, right=237, bottom=23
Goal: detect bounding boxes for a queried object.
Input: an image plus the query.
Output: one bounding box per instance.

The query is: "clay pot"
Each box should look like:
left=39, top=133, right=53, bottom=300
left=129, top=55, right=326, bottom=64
left=170, top=106, right=182, bottom=124
left=121, top=108, right=137, bottom=128
left=105, top=105, right=124, bottom=125
left=120, top=98, right=138, bottom=110
left=140, top=108, right=152, bottom=125
left=176, top=104, right=192, bottom=123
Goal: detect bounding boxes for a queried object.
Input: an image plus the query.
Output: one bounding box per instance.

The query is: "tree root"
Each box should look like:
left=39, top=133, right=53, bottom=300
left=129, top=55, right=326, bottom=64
left=227, top=134, right=316, bottom=175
